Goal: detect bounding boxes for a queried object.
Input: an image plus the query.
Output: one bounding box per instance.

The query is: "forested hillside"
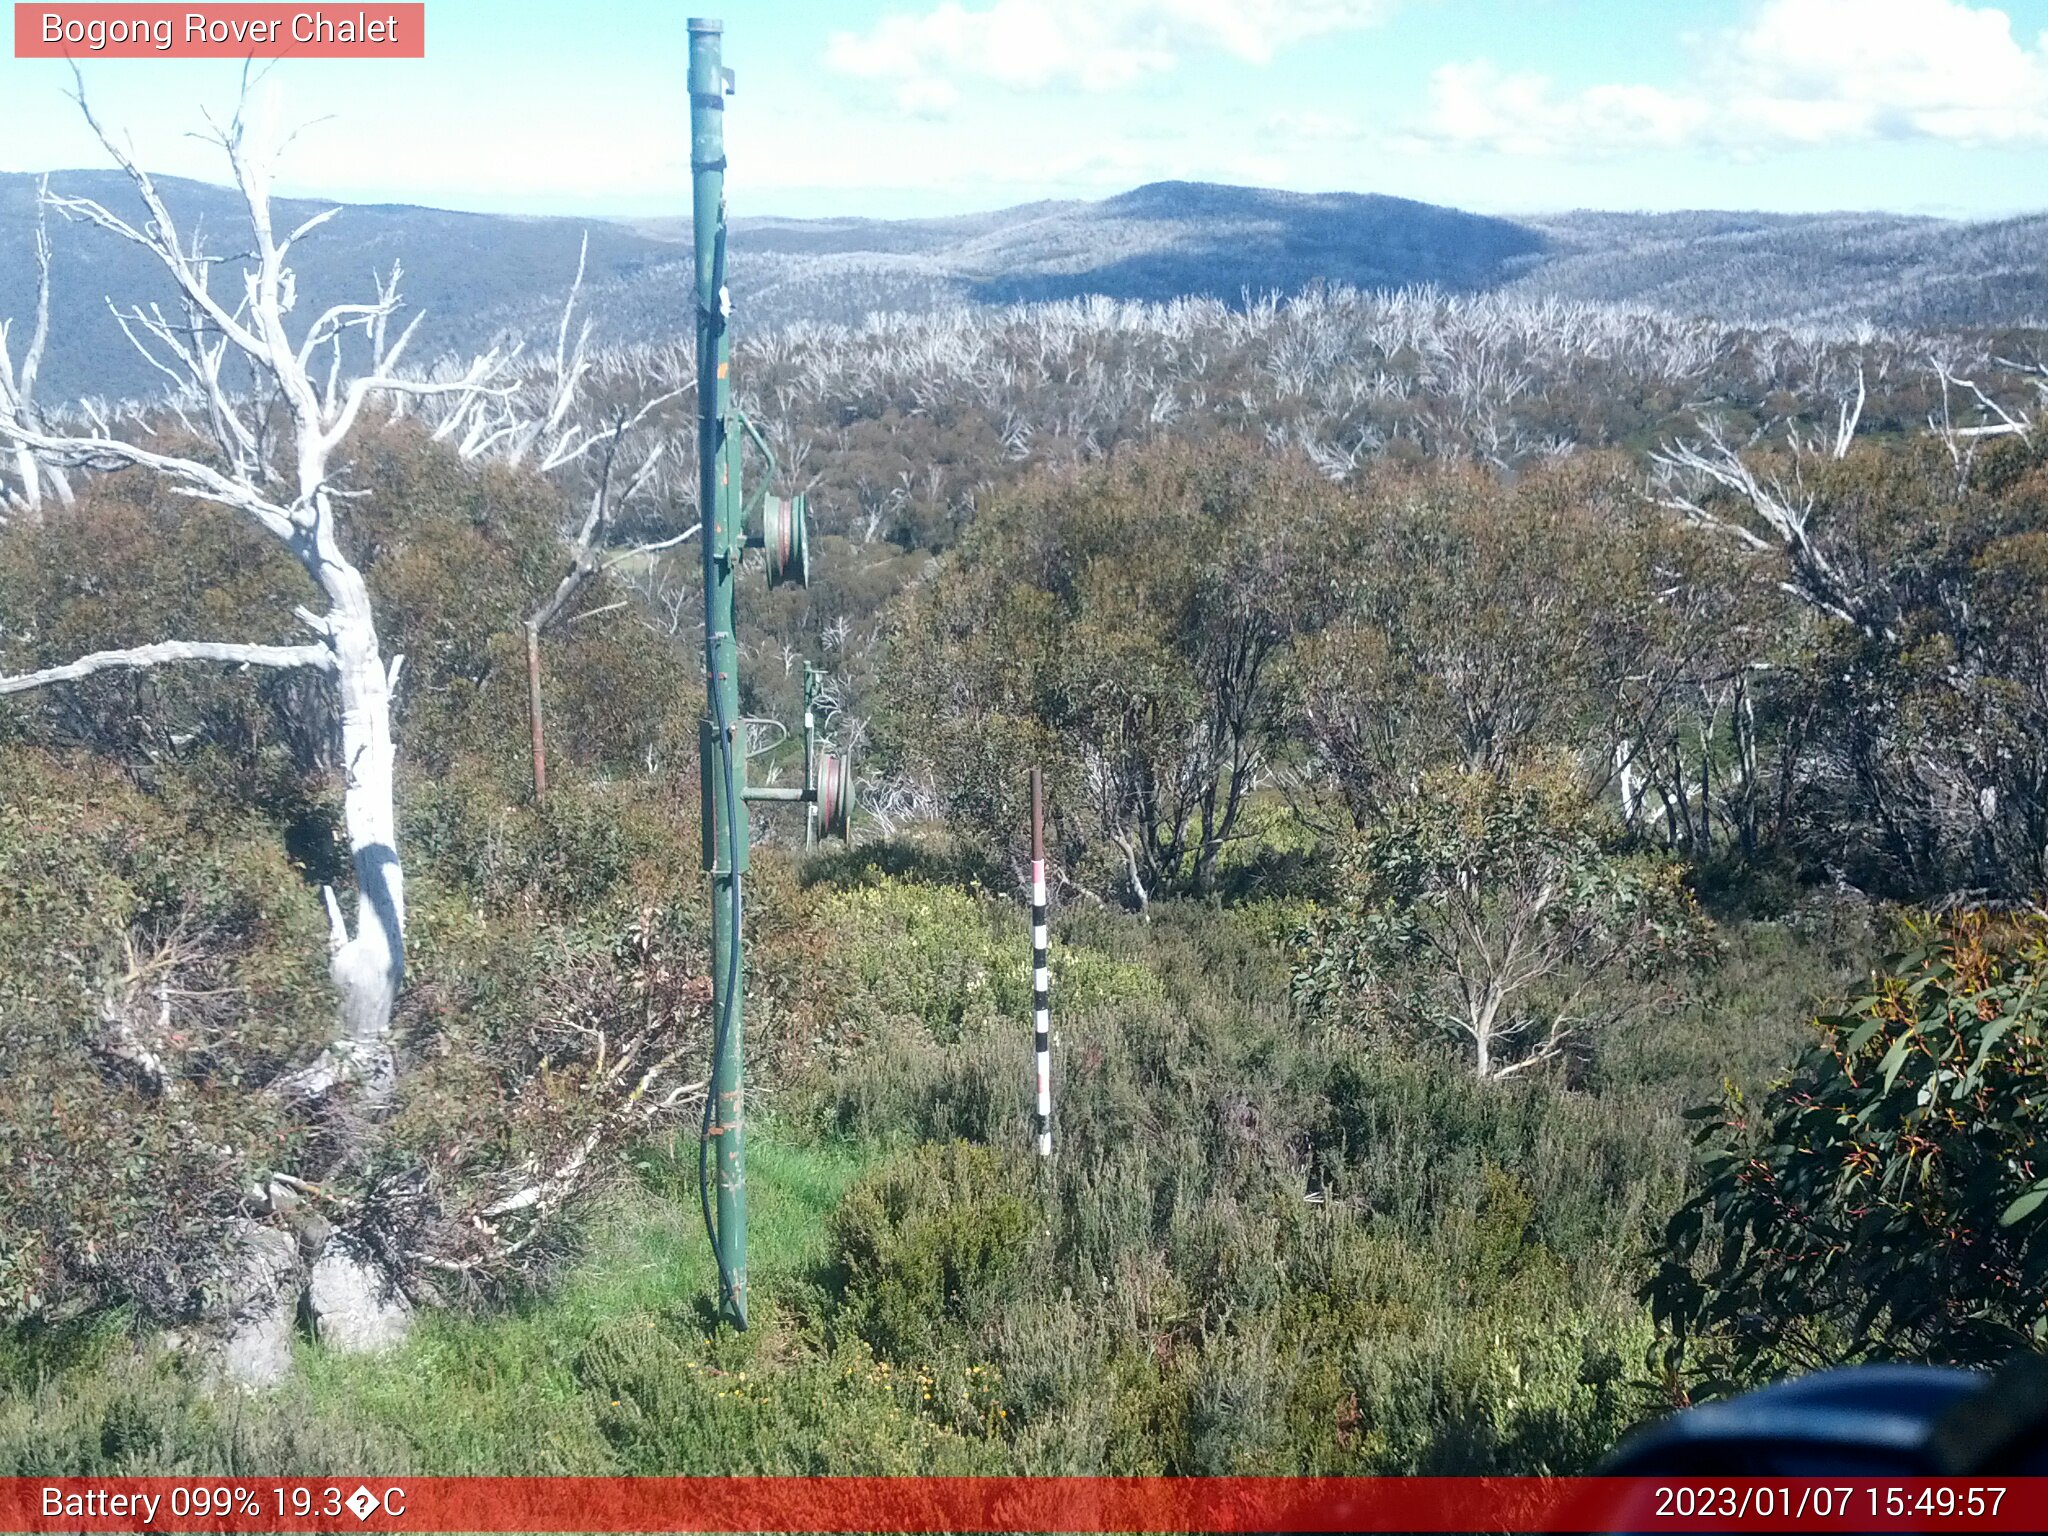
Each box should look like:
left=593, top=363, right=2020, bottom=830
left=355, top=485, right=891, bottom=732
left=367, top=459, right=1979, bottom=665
left=6, top=142, right=2048, bottom=1481
left=1513, top=208, right=2048, bottom=331
left=0, top=171, right=685, bottom=400
left=6, top=171, right=2044, bottom=400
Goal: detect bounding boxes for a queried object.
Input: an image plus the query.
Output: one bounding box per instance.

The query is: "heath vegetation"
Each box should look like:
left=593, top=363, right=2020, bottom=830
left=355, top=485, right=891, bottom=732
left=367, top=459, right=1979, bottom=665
left=3, top=108, right=2048, bottom=1473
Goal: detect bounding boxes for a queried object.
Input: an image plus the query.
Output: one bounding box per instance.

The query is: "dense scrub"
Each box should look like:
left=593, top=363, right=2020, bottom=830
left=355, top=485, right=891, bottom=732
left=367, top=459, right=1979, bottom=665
left=512, top=289, right=2048, bottom=789
left=0, top=750, right=327, bottom=1323
left=1653, top=914, right=2048, bottom=1396
left=879, top=424, right=2048, bottom=912
left=0, top=868, right=1866, bottom=1475
left=0, top=425, right=710, bottom=1327
left=5, top=286, right=2048, bottom=1474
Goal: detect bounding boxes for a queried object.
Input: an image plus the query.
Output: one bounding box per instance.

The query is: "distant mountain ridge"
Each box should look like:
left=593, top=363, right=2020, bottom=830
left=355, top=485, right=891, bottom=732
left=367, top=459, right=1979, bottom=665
left=1513, top=207, right=2048, bottom=331
left=617, top=182, right=1550, bottom=346
left=2, top=172, right=2042, bottom=401
left=0, top=170, right=685, bottom=401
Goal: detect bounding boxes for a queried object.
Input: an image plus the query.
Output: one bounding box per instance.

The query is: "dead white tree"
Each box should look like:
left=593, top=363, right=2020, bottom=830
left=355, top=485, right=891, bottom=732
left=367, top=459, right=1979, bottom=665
left=1654, top=354, right=2043, bottom=648
left=0, top=88, right=508, bottom=1107
left=0, top=178, right=74, bottom=520
left=489, top=246, right=694, bottom=799
left=1652, top=415, right=1868, bottom=634
left=1930, top=355, right=2036, bottom=487
left=0, top=84, right=525, bottom=1376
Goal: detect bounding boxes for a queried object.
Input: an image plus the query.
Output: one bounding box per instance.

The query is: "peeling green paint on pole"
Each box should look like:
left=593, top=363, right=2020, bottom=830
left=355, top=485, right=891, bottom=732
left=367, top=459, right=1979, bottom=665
left=689, top=14, right=746, bottom=1331
left=686, top=17, right=848, bottom=1329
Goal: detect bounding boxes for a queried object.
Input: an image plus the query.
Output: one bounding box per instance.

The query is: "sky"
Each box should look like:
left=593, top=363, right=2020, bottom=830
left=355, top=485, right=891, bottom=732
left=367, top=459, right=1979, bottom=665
left=0, top=0, right=2044, bottom=221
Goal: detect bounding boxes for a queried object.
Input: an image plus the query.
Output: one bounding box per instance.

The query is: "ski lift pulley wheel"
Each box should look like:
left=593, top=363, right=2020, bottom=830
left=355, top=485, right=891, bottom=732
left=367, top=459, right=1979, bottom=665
left=816, top=749, right=852, bottom=841
left=763, top=493, right=810, bottom=588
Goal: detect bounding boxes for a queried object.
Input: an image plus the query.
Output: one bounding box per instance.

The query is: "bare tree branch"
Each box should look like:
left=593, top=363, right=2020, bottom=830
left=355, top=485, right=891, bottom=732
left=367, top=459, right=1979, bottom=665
left=0, top=179, right=74, bottom=516
left=0, top=640, right=334, bottom=694
left=1653, top=421, right=1865, bottom=629
left=0, top=418, right=299, bottom=539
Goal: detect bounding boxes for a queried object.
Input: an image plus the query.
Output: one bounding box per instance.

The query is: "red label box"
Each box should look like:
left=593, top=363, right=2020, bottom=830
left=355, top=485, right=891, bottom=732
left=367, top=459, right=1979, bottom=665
left=7, top=1477, right=2048, bottom=1533
left=13, top=4, right=425, bottom=58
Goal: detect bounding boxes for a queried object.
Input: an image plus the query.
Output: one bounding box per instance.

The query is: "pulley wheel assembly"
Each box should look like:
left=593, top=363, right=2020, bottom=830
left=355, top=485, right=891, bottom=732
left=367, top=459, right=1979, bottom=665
left=762, top=493, right=810, bottom=588
left=816, top=749, right=852, bottom=841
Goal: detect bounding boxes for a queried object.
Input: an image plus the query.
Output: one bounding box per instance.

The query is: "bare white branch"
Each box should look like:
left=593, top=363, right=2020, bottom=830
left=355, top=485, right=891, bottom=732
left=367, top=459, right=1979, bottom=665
left=0, top=640, right=334, bottom=695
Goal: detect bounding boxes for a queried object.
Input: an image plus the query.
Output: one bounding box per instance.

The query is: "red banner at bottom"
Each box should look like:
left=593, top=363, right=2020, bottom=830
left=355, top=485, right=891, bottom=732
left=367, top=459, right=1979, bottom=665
left=6, top=1476, right=2047, bottom=1532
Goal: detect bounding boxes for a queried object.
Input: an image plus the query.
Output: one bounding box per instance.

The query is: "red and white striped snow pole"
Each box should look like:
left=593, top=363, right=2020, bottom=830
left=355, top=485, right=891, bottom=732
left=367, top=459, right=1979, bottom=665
left=1030, top=766, right=1052, bottom=1158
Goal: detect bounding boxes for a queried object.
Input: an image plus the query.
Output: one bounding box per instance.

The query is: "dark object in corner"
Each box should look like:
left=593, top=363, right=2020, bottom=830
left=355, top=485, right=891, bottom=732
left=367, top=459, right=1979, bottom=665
left=1591, top=1356, right=2048, bottom=1529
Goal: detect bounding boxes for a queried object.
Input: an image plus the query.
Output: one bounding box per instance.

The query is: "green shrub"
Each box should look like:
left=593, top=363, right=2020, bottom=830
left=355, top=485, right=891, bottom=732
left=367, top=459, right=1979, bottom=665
left=1651, top=913, right=2048, bottom=1396
left=0, top=412, right=712, bottom=1322
left=880, top=436, right=1346, bottom=903
left=827, top=1143, right=1038, bottom=1361
left=786, top=876, right=1160, bottom=1145
left=783, top=896, right=1689, bottom=1475
left=0, top=1327, right=404, bottom=1476
left=1293, top=765, right=1710, bottom=1080
left=813, top=877, right=1156, bottom=1041
left=402, top=763, right=694, bottom=920
left=0, top=749, right=328, bottom=1326
left=575, top=1313, right=1000, bottom=1474
left=820, top=882, right=1007, bottom=1043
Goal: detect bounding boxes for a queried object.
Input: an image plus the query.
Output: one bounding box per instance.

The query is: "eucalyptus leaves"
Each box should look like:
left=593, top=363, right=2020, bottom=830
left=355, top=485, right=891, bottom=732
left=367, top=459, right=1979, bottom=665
left=1651, top=914, right=2048, bottom=1398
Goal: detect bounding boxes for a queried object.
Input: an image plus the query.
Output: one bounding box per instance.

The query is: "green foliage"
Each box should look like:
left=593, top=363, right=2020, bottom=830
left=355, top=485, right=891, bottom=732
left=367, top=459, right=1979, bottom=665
left=8, top=303, right=2008, bottom=1485
left=785, top=876, right=1160, bottom=1146
left=369, top=767, right=711, bottom=1286
left=827, top=1144, right=1037, bottom=1360
left=870, top=416, right=2048, bottom=913
left=0, top=1338, right=406, bottom=1476
left=0, top=439, right=302, bottom=775
left=775, top=888, right=1720, bottom=1474
left=574, top=1315, right=1000, bottom=1474
left=0, top=749, right=328, bottom=1326
left=823, top=883, right=1010, bottom=1044
left=0, top=829, right=1849, bottom=1476
left=1294, top=766, right=1711, bottom=1078
left=1289, top=456, right=1736, bottom=825
left=1726, top=430, right=2048, bottom=898
left=1651, top=914, right=2048, bottom=1395
left=883, top=435, right=1344, bottom=903
left=0, top=422, right=694, bottom=793
left=345, top=425, right=695, bottom=782
left=0, top=422, right=708, bottom=1325
left=0, top=1139, right=996, bottom=1476
left=819, top=877, right=1160, bottom=1042
left=346, top=429, right=564, bottom=686
left=401, top=758, right=693, bottom=919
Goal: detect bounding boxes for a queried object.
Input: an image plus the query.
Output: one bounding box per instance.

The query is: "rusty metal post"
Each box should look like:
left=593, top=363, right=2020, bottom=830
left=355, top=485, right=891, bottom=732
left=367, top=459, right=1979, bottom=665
left=524, top=623, right=548, bottom=802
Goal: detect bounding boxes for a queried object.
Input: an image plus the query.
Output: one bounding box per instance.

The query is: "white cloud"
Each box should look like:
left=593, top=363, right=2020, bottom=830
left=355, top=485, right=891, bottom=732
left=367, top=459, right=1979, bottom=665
left=826, top=0, right=1388, bottom=110
left=1417, top=61, right=1712, bottom=157
left=1413, top=0, right=2048, bottom=158
left=728, top=97, right=1159, bottom=200
left=1262, top=108, right=1366, bottom=142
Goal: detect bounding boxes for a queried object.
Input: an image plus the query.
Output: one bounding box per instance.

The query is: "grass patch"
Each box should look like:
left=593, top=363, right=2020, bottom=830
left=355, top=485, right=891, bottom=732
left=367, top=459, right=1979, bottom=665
left=291, top=1127, right=880, bottom=1472
left=0, top=1127, right=895, bottom=1476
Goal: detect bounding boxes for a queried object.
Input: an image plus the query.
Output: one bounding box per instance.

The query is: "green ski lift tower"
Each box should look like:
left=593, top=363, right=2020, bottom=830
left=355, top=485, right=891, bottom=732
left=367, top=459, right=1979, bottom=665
left=689, top=16, right=851, bottom=1331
